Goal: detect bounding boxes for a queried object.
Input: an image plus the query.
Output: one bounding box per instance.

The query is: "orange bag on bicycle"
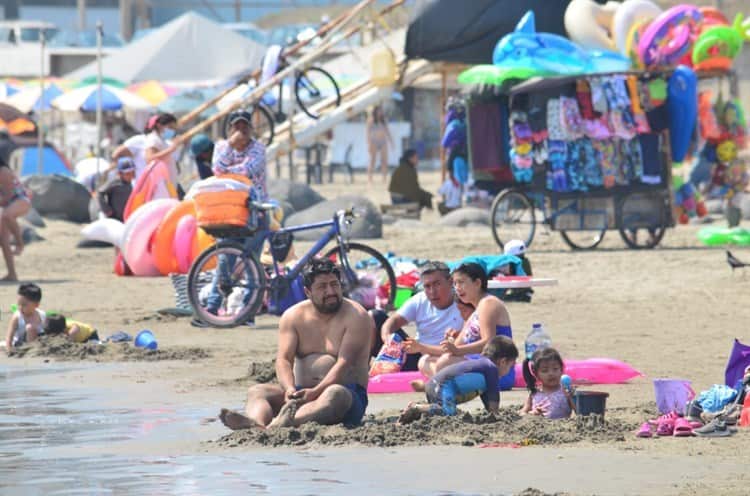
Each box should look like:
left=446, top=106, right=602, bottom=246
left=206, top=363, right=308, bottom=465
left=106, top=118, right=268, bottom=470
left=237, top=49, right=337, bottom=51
left=189, top=174, right=253, bottom=231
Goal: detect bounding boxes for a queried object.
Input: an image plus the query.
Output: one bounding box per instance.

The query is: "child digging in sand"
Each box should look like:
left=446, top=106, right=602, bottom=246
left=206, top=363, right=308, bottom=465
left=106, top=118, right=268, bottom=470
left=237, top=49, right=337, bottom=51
left=43, top=314, right=100, bottom=343
left=520, top=347, right=575, bottom=419
left=398, top=335, right=518, bottom=424
left=4, top=283, right=45, bottom=352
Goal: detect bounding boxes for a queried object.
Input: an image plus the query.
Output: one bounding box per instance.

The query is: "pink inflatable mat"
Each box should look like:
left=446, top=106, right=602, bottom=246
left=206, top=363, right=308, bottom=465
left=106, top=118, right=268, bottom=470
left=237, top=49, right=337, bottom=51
left=367, top=358, right=642, bottom=394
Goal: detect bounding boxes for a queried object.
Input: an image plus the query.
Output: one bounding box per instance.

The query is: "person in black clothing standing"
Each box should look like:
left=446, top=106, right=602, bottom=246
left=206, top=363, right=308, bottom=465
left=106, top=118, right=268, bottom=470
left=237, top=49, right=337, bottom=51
left=97, top=158, right=134, bottom=222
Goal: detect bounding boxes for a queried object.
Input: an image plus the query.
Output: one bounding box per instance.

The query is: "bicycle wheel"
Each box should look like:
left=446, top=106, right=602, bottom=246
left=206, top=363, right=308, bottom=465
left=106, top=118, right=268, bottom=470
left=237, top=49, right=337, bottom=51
left=222, top=105, right=275, bottom=146
left=559, top=229, right=606, bottom=250
left=323, top=242, right=397, bottom=311
left=187, top=241, right=266, bottom=328
left=618, top=192, right=668, bottom=249
left=295, top=67, right=341, bottom=119
left=489, top=189, right=536, bottom=250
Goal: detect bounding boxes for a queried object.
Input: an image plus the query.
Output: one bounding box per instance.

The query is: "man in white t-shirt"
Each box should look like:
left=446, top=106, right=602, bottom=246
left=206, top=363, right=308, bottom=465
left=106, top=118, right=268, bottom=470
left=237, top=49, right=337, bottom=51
left=370, top=261, right=464, bottom=371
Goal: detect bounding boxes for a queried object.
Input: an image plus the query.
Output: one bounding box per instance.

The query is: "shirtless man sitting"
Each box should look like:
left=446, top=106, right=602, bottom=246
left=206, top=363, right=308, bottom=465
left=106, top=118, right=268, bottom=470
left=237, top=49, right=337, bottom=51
left=219, top=258, right=373, bottom=429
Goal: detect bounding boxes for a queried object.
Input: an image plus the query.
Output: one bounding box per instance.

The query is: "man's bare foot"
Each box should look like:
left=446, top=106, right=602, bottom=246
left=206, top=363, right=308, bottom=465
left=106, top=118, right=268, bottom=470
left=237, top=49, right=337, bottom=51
left=267, top=400, right=299, bottom=429
left=0, top=274, right=18, bottom=282
left=218, top=408, right=262, bottom=431
left=410, top=379, right=425, bottom=392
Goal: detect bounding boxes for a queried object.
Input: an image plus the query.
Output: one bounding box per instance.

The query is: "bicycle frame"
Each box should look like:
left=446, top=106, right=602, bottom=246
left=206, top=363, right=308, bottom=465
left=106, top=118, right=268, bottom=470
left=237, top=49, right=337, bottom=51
left=261, top=212, right=349, bottom=284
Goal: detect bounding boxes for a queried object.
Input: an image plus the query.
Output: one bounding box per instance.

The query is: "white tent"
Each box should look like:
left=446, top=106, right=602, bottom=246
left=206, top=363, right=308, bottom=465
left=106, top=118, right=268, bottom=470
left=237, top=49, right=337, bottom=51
left=66, top=12, right=266, bottom=84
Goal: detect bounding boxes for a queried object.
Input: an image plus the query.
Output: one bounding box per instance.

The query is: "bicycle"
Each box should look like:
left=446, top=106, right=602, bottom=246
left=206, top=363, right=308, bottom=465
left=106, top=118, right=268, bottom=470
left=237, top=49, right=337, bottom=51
left=223, top=50, right=341, bottom=147
left=187, top=203, right=396, bottom=328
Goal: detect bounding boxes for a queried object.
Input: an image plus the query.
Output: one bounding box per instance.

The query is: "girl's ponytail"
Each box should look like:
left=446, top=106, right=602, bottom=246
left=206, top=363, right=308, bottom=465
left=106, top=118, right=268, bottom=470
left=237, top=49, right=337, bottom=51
left=523, top=358, right=538, bottom=394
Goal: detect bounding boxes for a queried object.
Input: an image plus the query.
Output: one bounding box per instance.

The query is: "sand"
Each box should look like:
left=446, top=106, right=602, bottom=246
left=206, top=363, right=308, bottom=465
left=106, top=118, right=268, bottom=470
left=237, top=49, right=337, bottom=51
left=2, top=170, right=750, bottom=495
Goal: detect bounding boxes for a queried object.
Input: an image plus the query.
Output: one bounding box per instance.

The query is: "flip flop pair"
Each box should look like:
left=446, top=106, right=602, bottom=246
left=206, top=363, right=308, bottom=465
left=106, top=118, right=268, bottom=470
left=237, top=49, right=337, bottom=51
left=637, top=417, right=695, bottom=438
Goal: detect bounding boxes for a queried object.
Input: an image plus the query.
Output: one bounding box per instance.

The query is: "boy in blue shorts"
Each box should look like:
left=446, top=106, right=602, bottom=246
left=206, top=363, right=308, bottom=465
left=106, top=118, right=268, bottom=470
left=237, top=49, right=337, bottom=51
left=398, top=335, right=518, bottom=424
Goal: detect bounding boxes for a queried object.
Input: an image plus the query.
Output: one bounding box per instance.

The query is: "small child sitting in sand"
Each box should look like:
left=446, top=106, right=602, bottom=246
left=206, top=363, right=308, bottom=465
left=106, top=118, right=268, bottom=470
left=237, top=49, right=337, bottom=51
left=43, top=314, right=100, bottom=343
left=520, top=347, right=575, bottom=419
left=398, top=335, right=518, bottom=424
left=4, top=283, right=45, bottom=352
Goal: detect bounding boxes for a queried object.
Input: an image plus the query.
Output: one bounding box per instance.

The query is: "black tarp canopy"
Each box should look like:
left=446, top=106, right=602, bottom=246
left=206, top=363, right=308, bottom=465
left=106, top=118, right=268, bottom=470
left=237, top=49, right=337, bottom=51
left=405, top=0, right=606, bottom=65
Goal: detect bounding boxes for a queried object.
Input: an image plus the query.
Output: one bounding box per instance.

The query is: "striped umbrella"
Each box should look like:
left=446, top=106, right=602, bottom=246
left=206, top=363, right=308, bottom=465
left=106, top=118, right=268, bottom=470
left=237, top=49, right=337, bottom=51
left=128, top=80, right=177, bottom=106
left=52, top=84, right=152, bottom=112
left=6, top=83, right=64, bottom=112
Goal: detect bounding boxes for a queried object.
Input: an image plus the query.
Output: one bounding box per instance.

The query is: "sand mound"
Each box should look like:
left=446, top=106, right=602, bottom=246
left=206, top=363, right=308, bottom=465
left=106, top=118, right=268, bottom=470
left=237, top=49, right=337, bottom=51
left=8, top=335, right=211, bottom=362
left=213, top=408, right=639, bottom=449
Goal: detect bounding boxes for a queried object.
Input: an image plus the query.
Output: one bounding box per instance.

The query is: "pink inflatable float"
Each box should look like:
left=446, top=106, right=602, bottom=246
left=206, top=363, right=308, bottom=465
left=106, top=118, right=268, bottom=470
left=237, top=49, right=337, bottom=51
left=367, top=358, right=642, bottom=394
left=174, top=215, right=197, bottom=274
left=121, top=199, right=179, bottom=276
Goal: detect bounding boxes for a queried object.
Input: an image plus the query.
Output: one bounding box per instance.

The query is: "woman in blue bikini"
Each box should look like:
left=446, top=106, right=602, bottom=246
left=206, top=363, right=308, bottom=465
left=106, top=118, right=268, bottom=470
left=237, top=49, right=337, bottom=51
left=0, top=161, right=30, bottom=281
left=408, top=262, right=512, bottom=390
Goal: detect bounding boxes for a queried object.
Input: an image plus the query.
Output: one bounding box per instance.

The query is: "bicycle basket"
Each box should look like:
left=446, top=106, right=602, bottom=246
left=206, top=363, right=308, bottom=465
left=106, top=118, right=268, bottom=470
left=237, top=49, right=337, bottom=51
left=270, top=231, right=294, bottom=262
left=191, top=176, right=254, bottom=236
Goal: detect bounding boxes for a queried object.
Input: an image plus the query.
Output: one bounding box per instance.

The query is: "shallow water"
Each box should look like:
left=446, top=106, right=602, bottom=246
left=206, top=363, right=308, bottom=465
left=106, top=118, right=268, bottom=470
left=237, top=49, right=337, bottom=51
left=2, top=364, right=745, bottom=496
left=0, top=364, right=497, bottom=496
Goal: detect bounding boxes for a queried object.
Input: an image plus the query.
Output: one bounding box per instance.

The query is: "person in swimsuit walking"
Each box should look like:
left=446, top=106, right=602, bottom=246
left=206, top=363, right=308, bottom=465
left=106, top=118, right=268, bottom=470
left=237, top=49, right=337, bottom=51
left=366, top=105, right=393, bottom=183
left=0, top=159, right=31, bottom=281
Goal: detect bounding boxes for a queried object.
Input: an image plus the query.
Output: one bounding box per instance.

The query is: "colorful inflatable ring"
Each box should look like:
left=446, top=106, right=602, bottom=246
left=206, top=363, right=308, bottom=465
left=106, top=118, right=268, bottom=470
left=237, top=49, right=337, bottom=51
left=638, top=5, right=703, bottom=66
left=122, top=199, right=179, bottom=277
left=626, top=20, right=649, bottom=68
left=152, top=200, right=197, bottom=275
left=612, top=0, right=662, bottom=53
left=193, top=227, right=216, bottom=271
left=699, top=7, right=729, bottom=27
left=692, top=25, right=743, bottom=65
left=174, top=215, right=197, bottom=274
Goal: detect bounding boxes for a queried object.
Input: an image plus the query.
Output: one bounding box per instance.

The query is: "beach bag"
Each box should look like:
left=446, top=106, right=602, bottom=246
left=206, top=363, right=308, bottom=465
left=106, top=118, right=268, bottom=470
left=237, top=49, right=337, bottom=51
left=725, top=338, right=750, bottom=388
left=267, top=274, right=306, bottom=316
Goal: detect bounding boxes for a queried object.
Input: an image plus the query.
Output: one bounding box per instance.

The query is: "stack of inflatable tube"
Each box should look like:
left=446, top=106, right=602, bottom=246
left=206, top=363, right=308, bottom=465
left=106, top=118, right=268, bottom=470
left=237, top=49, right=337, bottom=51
left=565, top=0, right=748, bottom=71
left=367, top=358, right=643, bottom=394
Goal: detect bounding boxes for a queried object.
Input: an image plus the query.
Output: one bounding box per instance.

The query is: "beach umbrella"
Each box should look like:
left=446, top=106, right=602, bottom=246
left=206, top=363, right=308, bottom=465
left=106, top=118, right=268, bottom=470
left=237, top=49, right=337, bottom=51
left=128, top=80, right=177, bottom=106
left=74, top=75, right=127, bottom=88
left=0, top=82, right=20, bottom=100
left=158, top=88, right=217, bottom=117
left=6, top=83, right=64, bottom=113
left=52, top=84, right=152, bottom=112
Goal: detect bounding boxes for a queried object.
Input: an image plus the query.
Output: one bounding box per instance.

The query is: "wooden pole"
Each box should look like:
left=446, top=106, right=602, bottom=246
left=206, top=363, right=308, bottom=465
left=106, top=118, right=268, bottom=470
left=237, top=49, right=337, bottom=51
left=440, top=66, right=447, bottom=181
left=178, top=0, right=406, bottom=143
left=176, top=0, right=378, bottom=128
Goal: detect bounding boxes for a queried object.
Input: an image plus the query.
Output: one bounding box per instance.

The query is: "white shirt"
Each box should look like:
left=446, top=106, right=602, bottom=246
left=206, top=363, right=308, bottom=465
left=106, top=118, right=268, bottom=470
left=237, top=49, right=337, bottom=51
left=145, top=131, right=178, bottom=184
left=124, top=134, right=147, bottom=179
left=438, top=179, right=462, bottom=209
left=397, top=291, right=464, bottom=346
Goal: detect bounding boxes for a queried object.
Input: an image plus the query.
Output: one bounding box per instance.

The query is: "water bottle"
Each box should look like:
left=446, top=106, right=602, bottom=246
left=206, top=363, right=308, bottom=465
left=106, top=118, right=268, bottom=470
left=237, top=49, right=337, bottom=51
left=525, top=323, right=551, bottom=359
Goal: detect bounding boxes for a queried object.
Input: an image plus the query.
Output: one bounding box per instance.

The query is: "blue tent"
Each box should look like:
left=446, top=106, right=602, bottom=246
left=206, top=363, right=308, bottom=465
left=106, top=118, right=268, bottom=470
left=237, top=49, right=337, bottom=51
left=19, top=146, right=72, bottom=176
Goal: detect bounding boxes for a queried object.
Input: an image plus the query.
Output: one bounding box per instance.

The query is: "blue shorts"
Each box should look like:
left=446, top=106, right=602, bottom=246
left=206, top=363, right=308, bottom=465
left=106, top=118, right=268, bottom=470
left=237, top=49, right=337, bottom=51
left=296, top=383, right=369, bottom=426
left=342, top=383, right=368, bottom=426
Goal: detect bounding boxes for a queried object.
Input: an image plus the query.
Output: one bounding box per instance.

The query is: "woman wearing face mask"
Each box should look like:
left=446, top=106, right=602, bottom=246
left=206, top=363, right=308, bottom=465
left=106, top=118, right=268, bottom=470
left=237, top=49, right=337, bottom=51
left=144, top=113, right=183, bottom=195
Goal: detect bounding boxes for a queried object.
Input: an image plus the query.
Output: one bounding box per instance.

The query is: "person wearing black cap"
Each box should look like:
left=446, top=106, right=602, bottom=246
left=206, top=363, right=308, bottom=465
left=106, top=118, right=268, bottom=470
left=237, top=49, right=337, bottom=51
left=212, top=110, right=267, bottom=202
left=97, top=158, right=135, bottom=222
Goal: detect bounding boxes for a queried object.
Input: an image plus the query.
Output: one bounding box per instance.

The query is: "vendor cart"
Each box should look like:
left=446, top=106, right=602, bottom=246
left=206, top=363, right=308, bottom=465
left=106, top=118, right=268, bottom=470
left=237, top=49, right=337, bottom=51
left=465, top=71, right=681, bottom=250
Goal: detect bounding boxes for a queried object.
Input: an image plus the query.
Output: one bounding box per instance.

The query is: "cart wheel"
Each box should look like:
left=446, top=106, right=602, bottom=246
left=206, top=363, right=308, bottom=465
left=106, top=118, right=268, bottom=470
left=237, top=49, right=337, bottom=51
left=618, top=193, right=668, bottom=249
left=489, top=189, right=536, bottom=250
left=559, top=229, right=606, bottom=250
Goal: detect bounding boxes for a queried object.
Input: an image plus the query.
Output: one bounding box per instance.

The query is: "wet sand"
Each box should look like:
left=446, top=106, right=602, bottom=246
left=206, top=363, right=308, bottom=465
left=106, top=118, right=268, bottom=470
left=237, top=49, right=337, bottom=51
left=1, top=170, right=750, bottom=494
